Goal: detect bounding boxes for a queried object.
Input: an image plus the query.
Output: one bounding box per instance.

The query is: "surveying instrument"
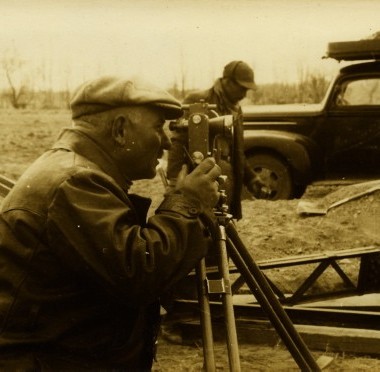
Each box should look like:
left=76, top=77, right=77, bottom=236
left=168, top=102, right=321, bottom=371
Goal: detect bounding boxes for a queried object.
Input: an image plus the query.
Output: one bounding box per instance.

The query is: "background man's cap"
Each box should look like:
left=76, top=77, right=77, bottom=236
left=223, top=61, right=256, bottom=89
left=70, top=76, right=183, bottom=120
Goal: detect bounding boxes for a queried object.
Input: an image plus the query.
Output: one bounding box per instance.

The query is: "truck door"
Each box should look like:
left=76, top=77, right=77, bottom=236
left=325, top=76, right=380, bottom=179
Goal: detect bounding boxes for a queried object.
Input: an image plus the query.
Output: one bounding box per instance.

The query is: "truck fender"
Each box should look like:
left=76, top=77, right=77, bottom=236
left=243, top=130, right=319, bottom=183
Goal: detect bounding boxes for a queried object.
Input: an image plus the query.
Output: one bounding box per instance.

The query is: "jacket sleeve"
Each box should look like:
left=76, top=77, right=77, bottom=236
left=46, top=169, right=210, bottom=305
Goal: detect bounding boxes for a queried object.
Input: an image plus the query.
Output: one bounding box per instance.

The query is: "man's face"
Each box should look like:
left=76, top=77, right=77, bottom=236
left=118, top=107, right=171, bottom=180
left=223, top=78, right=249, bottom=104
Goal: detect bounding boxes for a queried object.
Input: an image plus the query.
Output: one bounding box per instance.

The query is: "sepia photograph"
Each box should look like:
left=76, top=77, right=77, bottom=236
left=0, top=0, right=379, bottom=370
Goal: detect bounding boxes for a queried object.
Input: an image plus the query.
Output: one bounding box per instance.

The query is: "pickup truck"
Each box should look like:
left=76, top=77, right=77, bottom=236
left=243, top=39, right=380, bottom=199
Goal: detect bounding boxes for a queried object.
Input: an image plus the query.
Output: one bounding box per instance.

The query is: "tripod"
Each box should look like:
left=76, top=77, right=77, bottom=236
left=197, top=196, right=321, bottom=372
left=166, top=101, right=321, bottom=370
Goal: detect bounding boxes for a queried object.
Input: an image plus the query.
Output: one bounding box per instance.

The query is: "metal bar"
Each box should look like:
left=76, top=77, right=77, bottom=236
left=330, top=261, right=356, bottom=288
left=231, top=273, right=286, bottom=300
left=231, top=274, right=246, bottom=294
left=256, top=246, right=380, bottom=269
left=261, top=274, right=287, bottom=301
left=185, top=246, right=380, bottom=276
left=184, top=245, right=380, bottom=309
left=287, top=261, right=331, bottom=304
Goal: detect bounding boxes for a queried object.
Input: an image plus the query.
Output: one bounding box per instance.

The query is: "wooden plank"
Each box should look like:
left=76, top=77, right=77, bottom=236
left=179, top=319, right=380, bottom=356
left=173, top=297, right=380, bottom=330
left=0, top=175, right=15, bottom=198
left=0, top=184, right=12, bottom=198
left=0, top=175, right=15, bottom=188
left=292, top=324, right=380, bottom=356
left=298, top=293, right=380, bottom=311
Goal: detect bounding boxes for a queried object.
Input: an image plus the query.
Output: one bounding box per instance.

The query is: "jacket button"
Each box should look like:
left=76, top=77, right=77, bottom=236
left=188, top=207, right=199, bottom=215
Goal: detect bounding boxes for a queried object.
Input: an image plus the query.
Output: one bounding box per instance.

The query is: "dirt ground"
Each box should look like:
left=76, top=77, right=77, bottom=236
left=135, top=169, right=380, bottom=371
left=1, top=109, right=379, bottom=371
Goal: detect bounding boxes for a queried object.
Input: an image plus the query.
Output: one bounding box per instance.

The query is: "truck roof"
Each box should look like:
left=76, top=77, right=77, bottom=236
left=339, top=60, right=380, bottom=74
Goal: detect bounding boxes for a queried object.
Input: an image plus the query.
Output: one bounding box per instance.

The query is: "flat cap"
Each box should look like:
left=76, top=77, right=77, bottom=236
left=223, top=61, right=256, bottom=89
left=70, top=76, right=183, bottom=120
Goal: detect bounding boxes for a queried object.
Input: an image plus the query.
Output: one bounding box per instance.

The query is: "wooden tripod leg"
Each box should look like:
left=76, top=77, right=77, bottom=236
left=216, top=224, right=241, bottom=372
left=196, top=259, right=216, bottom=372
left=196, top=222, right=242, bottom=372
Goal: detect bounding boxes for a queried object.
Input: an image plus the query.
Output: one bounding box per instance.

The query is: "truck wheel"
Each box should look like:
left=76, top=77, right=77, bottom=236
left=246, top=153, right=293, bottom=200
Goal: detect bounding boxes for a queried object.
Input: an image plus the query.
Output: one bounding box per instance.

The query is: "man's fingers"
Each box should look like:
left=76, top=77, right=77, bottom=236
left=207, top=163, right=222, bottom=180
left=191, top=157, right=216, bottom=175
left=191, top=158, right=221, bottom=180
left=178, top=158, right=223, bottom=209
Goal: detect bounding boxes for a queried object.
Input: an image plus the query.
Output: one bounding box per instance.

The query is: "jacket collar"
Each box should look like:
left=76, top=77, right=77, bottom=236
left=212, top=78, right=240, bottom=115
left=52, top=127, right=132, bottom=191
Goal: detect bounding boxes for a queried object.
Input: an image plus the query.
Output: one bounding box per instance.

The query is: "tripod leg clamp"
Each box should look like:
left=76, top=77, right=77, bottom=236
left=206, top=279, right=231, bottom=294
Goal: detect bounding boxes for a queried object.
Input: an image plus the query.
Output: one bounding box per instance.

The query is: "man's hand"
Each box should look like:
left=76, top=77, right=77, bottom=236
left=176, top=158, right=221, bottom=209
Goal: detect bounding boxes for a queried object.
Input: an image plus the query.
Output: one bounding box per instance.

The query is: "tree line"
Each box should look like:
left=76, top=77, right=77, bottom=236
left=1, top=47, right=329, bottom=109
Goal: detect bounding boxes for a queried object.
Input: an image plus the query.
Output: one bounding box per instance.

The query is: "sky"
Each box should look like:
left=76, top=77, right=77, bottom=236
left=1, top=0, right=380, bottom=91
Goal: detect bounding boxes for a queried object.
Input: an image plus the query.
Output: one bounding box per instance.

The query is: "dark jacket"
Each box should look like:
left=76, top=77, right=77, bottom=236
left=167, top=82, right=256, bottom=219
left=0, top=128, right=209, bottom=370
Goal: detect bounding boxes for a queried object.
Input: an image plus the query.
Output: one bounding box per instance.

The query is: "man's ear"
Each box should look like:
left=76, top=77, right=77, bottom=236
left=112, top=115, right=128, bottom=146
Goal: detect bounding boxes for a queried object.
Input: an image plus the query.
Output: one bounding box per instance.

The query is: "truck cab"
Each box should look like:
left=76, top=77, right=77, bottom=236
left=242, top=39, right=380, bottom=199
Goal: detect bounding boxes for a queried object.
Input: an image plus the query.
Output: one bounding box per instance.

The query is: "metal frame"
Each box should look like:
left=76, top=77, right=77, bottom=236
left=190, top=245, right=380, bottom=306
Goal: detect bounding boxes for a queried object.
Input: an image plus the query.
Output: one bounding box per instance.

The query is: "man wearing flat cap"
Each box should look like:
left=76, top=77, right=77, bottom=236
left=0, top=76, right=221, bottom=370
left=167, top=60, right=265, bottom=220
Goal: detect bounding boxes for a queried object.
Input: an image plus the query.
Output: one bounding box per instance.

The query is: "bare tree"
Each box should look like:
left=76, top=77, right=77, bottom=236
left=1, top=47, right=33, bottom=108
left=296, top=63, right=329, bottom=103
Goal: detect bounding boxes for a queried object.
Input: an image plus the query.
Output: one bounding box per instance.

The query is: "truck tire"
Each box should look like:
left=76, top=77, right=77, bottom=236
left=246, top=153, right=293, bottom=200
